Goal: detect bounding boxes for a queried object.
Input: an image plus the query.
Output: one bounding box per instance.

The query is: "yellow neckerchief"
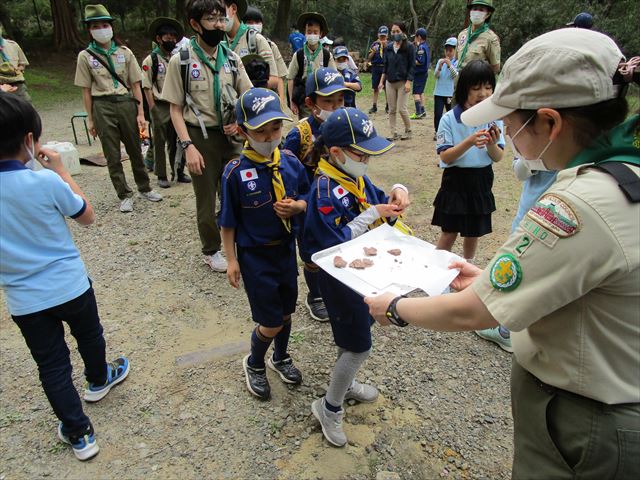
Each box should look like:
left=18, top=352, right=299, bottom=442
left=242, top=144, right=291, bottom=233
left=317, top=158, right=414, bottom=235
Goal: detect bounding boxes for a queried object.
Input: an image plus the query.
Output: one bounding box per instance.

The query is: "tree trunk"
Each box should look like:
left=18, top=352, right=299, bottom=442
left=0, top=2, right=17, bottom=39
left=157, top=0, right=169, bottom=17
left=273, top=0, right=292, bottom=41
left=50, top=0, right=84, bottom=50
left=175, top=0, right=186, bottom=24
left=408, top=0, right=419, bottom=32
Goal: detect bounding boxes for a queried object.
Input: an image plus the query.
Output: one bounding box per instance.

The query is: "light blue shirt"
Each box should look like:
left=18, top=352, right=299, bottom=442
left=0, top=161, right=89, bottom=316
left=436, top=105, right=505, bottom=168
left=433, top=58, right=457, bottom=97
left=511, top=170, right=558, bottom=232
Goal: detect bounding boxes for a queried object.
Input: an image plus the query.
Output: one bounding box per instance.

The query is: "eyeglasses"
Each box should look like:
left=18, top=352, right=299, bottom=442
left=345, top=148, right=370, bottom=162
left=201, top=15, right=227, bottom=25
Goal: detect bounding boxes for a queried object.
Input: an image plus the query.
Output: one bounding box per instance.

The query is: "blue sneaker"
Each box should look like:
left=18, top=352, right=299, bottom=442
left=475, top=327, right=513, bottom=353
left=57, top=423, right=99, bottom=461
left=83, top=356, right=130, bottom=402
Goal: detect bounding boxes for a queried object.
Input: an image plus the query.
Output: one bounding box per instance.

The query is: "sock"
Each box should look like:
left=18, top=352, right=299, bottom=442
left=325, top=349, right=371, bottom=408
left=414, top=101, right=420, bottom=114
left=372, top=103, right=377, bottom=108
left=273, top=318, right=292, bottom=361
left=303, top=264, right=322, bottom=298
left=420, top=103, right=425, bottom=115
left=249, top=327, right=273, bottom=368
left=324, top=398, right=342, bottom=413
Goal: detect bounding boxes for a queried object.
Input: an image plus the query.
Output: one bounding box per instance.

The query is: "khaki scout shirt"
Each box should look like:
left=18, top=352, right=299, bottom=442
left=457, top=28, right=500, bottom=69
left=74, top=45, right=142, bottom=96
left=1, top=39, right=29, bottom=82
left=474, top=164, right=640, bottom=405
left=141, top=52, right=170, bottom=100
left=288, top=45, right=337, bottom=79
left=161, top=42, right=252, bottom=128
left=228, top=29, right=277, bottom=78
left=268, top=40, right=288, bottom=78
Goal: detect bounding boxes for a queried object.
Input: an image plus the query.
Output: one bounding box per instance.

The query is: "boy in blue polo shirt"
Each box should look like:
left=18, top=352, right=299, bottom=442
left=0, top=93, right=129, bottom=461
left=334, top=46, right=362, bottom=108
left=410, top=27, right=430, bottom=119
left=283, top=67, right=350, bottom=323
left=220, top=88, right=309, bottom=400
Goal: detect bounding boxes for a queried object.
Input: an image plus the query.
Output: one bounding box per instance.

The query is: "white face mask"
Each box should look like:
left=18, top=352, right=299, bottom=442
left=337, top=149, right=368, bottom=178
left=247, top=135, right=280, bottom=158
left=223, top=16, right=234, bottom=33
left=506, top=114, right=552, bottom=171
left=469, top=11, right=487, bottom=26
left=25, top=136, right=38, bottom=170
left=248, top=23, right=263, bottom=34
left=306, top=34, right=320, bottom=46
left=315, top=108, right=333, bottom=122
left=336, top=61, right=348, bottom=71
left=90, top=26, right=113, bottom=44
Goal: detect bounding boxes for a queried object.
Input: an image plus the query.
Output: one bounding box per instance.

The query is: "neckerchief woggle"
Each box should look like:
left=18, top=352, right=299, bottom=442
left=88, top=40, right=120, bottom=88
left=190, top=37, right=228, bottom=127
left=242, top=144, right=291, bottom=233
left=317, top=158, right=413, bottom=235
left=457, top=22, right=490, bottom=66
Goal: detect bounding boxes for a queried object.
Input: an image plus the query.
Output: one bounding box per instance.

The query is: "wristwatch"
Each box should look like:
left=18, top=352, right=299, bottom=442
left=179, top=140, right=193, bottom=150
left=386, top=295, right=408, bottom=327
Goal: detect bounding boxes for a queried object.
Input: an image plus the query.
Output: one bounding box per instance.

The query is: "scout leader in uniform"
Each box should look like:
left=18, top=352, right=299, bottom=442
left=366, top=28, right=639, bottom=479
left=141, top=17, right=191, bottom=188
left=456, top=0, right=500, bottom=73
left=75, top=4, right=163, bottom=213
left=162, top=0, right=252, bottom=272
left=0, top=27, right=31, bottom=103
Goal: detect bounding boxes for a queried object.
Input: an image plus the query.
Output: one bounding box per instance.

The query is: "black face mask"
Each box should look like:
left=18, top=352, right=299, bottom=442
left=161, top=40, right=177, bottom=52
left=198, top=24, right=224, bottom=48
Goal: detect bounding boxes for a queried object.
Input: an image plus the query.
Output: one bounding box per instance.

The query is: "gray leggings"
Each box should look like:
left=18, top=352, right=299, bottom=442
left=325, top=347, right=371, bottom=407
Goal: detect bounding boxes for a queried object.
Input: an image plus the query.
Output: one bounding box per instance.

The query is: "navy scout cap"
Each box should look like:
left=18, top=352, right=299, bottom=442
left=320, top=108, right=394, bottom=155
left=333, top=46, right=349, bottom=59
left=305, top=67, right=350, bottom=97
left=236, top=88, right=291, bottom=130
left=416, top=27, right=427, bottom=38
left=566, top=12, right=593, bottom=29
left=378, top=26, right=389, bottom=36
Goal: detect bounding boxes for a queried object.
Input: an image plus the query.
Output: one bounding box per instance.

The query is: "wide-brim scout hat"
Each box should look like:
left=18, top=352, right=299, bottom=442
left=229, top=0, right=248, bottom=19
left=306, top=67, right=350, bottom=97
left=566, top=12, right=594, bottom=29
left=148, top=17, right=184, bottom=40
left=321, top=108, right=395, bottom=156
left=83, top=4, right=113, bottom=23
left=236, top=88, right=291, bottom=130
left=461, top=28, right=624, bottom=127
left=467, top=0, right=495, bottom=12
left=297, top=12, right=329, bottom=35
left=0, top=62, right=19, bottom=83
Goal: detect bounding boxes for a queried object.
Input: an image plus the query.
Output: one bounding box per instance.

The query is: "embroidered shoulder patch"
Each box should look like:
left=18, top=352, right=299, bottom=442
left=527, top=194, right=580, bottom=237
left=489, top=254, right=522, bottom=292
left=333, top=185, right=348, bottom=199
left=521, top=218, right=559, bottom=249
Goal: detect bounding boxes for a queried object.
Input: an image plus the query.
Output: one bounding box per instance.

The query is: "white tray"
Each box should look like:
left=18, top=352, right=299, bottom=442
left=311, top=224, right=463, bottom=297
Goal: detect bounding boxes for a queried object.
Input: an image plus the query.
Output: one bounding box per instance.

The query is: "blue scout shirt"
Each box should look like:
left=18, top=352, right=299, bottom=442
left=368, top=40, right=385, bottom=66
left=283, top=115, right=323, bottom=182
left=303, top=173, right=390, bottom=254
left=511, top=170, right=558, bottom=232
left=220, top=150, right=310, bottom=248
left=436, top=105, right=505, bottom=169
left=415, top=41, right=430, bottom=75
left=340, top=67, right=361, bottom=108
left=433, top=58, right=457, bottom=97
left=0, top=161, right=89, bottom=316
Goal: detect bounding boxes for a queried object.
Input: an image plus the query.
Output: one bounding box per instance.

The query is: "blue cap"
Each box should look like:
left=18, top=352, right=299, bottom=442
left=305, top=67, right=350, bottom=97
left=444, top=37, right=458, bottom=47
left=333, top=46, right=349, bottom=59
left=235, top=88, right=291, bottom=130
left=320, top=108, right=394, bottom=156
left=378, top=26, right=389, bottom=36
left=567, top=12, right=593, bottom=29
left=416, top=27, right=427, bottom=38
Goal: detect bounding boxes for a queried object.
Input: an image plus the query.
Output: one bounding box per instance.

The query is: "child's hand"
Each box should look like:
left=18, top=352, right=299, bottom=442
left=227, top=259, right=241, bottom=289
left=375, top=203, right=402, bottom=218
left=468, top=130, right=490, bottom=149
left=389, top=188, right=410, bottom=214
left=37, top=147, right=66, bottom=174
left=486, top=123, right=501, bottom=145
left=274, top=198, right=304, bottom=218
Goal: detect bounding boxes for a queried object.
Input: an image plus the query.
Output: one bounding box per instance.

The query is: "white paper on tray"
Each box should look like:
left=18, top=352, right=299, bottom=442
left=311, top=224, right=463, bottom=297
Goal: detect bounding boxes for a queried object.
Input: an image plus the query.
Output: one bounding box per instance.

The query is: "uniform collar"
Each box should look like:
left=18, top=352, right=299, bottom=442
left=453, top=104, right=464, bottom=123
left=0, top=160, right=27, bottom=172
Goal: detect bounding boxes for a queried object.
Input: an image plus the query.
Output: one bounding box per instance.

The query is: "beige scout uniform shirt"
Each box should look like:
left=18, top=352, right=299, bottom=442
left=141, top=52, right=170, bottom=100
left=1, top=39, right=29, bottom=82
left=268, top=40, right=288, bottom=78
left=74, top=45, right=142, bottom=96
left=229, top=30, right=277, bottom=78
left=474, top=165, right=640, bottom=404
left=161, top=42, right=252, bottom=128
left=288, top=46, right=337, bottom=79
left=457, top=28, right=500, bottom=69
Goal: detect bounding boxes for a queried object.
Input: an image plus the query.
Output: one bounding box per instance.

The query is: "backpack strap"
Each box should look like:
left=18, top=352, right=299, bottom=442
left=151, top=51, right=159, bottom=88
left=590, top=161, right=640, bottom=203
left=178, top=47, right=208, bottom=140
left=246, top=28, right=257, bottom=55
left=220, top=44, right=238, bottom=86
left=295, top=48, right=305, bottom=84
left=322, top=48, right=330, bottom=67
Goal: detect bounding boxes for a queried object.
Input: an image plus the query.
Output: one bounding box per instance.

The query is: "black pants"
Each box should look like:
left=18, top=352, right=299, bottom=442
left=434, top=95, right=452, bottom=132
left=12, top=286, right=107, bottom=436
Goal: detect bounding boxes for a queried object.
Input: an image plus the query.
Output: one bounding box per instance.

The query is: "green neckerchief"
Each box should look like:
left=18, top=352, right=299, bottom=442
left=0, top=37, right=10, bottom=63
left=303, top=42, right=322, bottom=76
left=190, top=36, right=228, bottom=126
left=151, top=45, right=169, bottom=62
left=458, top=22, right=490, bottom=66
left=566, top=114, right=640, bottom=169
left=227, top=22, right=249, bottom=52
left=88, top=40, right=119, bottom=88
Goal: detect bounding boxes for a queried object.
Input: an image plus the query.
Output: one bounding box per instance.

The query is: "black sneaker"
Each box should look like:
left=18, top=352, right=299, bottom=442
left=243, top=354, right=270, bottom=400
left=177, top=172, right=191, bottom=183
left=305, top=293, right=329, bottom=322
left=267, top=355, right=303, bottom=385
left=385, top=104, right=389, bottom=114
left=368, top=105, right=377, bottom=114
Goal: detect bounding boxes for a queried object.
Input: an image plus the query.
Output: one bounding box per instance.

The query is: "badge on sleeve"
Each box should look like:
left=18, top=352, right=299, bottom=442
left=240, top=168, right=258, bottom=181
left=116, top=53, right=126, bottom=64
left=489, top=254, right=522, bottom=292
left=527, top=194, right=580, bottom=237
left=332, top=185, right=348, bottom=199
left=158, top=63, right=165, bottom=73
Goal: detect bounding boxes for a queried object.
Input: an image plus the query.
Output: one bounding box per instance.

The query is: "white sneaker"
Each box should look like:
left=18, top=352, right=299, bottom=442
left=139, top=190, right=163, bottom=202
left=203, top=251, right=228, bottom=272
left=345, top=381, right=379, bottom=403
left=119, top=197, right=133, bottom=213
left=311, top=398, right=347, bottom=447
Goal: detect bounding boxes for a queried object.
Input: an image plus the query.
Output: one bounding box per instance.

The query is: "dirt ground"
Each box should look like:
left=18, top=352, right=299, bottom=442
left=0, top=77, right=523, bottom=480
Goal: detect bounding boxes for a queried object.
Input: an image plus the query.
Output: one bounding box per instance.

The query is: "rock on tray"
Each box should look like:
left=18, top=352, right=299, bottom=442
left=363, top=247, right=378, bottom=256
left=333, top=256, right=347, bottom=268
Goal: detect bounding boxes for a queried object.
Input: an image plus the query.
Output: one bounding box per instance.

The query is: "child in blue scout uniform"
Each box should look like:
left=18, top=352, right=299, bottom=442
left=410, top=27, right=430, bottom=119
left=303, top=108, right=411, bottom=447
left=433, top=60, right=504, bottom=261
left=0, top=93, right=129, bottom=461
left=334, top=46, right=362, bottom=108
left=282, top=67, right=350, bottom=323
left=367, top=26, right=388, bottom=114
left=220, top=88, right=309, bottom=401
left=433, top=37, right=458, bottom=140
